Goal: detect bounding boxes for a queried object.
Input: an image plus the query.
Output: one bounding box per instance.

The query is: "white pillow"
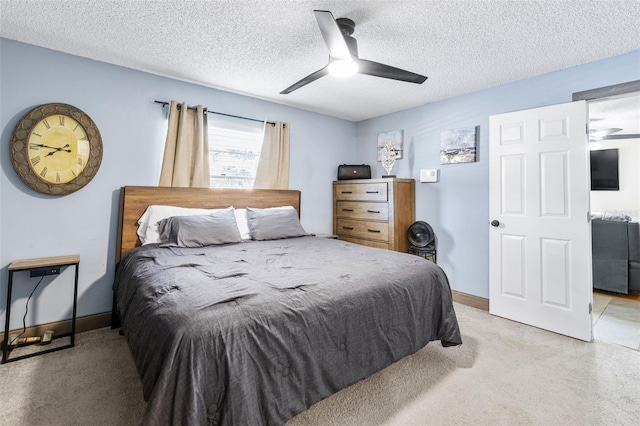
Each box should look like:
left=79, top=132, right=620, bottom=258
left=234, top=208, right=251, bottom=240
left=138, top=205, right=232, bottom=244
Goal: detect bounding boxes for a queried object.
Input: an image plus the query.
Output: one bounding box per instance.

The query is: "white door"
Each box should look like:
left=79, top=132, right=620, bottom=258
left=489, top=101, right=593, bottom=342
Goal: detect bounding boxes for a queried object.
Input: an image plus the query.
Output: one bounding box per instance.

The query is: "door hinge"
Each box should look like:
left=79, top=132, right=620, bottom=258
left=589, top=302, right=592, bottom=314
left=587, top=211, right=591, bottom=223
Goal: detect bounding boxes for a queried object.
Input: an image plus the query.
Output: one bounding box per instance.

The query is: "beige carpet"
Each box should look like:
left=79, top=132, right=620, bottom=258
left=1, top=303, right=638, bottom=425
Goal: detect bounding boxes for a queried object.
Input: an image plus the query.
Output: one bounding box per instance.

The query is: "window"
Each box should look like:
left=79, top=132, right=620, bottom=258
left=208, top=115, right=264, bottom=188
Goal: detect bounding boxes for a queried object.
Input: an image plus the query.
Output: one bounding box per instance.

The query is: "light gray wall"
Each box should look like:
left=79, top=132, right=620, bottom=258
left=2, top=38, right=638, bottom=329
left=356, top=50, right=640, bottom=298
left=0, top=38, right=356, bottom=329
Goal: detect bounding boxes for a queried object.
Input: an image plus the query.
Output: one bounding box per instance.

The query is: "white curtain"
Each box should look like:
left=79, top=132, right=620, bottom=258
left=159, top=100, right=210, bottom=187
left=254, top=121, right=290, bottom=189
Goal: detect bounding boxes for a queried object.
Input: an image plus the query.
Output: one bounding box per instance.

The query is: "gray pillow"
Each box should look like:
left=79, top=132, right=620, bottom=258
left=157, top=208, right=242, bottom=247
left=246, top=206, right=308, bottom=241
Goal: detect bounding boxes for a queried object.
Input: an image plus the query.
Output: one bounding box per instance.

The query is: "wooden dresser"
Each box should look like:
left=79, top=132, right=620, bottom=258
left=333, top=178, right=415, bottom=252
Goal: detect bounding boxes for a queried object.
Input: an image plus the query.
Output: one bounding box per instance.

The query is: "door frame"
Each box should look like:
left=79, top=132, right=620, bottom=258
left=573, top=80, right=640, bottom=105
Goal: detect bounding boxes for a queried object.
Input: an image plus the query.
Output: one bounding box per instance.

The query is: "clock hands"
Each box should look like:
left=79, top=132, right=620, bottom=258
left=32, top=143, right=60, bottom=150
left=32, top=143, right=72, bottom=155
left=42, top=144, right=72, bottom=157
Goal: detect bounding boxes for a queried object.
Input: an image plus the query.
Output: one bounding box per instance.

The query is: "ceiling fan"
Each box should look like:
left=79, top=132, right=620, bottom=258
left=280, top=10, right=428, bottom=94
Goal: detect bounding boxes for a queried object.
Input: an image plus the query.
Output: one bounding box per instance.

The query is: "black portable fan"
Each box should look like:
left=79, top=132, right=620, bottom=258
left=407, top=221, right=434, bottom=247
left=407, top=221, right=436, bottom=263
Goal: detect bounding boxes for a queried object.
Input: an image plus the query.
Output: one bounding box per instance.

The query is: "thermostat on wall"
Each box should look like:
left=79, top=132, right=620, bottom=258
left=420, top=169, right=439, bottom=183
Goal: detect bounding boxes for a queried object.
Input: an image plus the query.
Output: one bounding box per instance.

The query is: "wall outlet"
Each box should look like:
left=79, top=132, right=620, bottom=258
left=420, top=169, right=439, bottom=183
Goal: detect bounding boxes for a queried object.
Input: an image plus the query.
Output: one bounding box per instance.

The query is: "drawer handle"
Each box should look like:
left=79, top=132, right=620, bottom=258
left=365, top=191, right=379, bottom=194
left=341, top=191, right=353, bottom=194
left=342, top=208, right=354, bottom=212
left=342, top=226, right=354, bottom=230
left=367, top=229, right=381, bottom=233
left=367, top=210, right=380, bottom=214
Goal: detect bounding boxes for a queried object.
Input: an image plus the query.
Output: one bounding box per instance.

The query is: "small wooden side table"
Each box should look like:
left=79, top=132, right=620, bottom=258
left=2, top=255, right=80, bottom=364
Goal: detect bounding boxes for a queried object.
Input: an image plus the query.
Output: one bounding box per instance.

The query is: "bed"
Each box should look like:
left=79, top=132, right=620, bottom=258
left=112, top=186, right=462, bottom=425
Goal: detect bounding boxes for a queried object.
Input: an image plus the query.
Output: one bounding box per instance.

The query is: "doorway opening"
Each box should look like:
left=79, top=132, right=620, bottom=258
left=573, top=81, right=640, bottom=350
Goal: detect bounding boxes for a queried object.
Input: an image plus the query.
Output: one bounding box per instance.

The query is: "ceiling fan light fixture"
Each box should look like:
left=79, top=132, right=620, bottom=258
left=328, top=59, right=358, bottom=77
left=280, top=10, right=427, bottom=94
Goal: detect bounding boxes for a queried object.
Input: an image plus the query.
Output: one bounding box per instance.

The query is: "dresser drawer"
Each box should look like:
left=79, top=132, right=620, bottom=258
left=334, top=183, right=388, bottom=201
left=336, top=201, right=389, bottom=221
left=339, top=236, right=389, bottom=250
left=336, top=218, right=389, bottom=241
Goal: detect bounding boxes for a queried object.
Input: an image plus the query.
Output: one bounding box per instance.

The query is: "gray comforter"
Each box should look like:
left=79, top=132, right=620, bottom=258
left=113, top=236, right=461, bottom=425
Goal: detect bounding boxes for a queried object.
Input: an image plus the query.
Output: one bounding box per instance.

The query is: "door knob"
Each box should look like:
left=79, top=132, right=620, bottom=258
left=491, top=220, right=500, bottom=227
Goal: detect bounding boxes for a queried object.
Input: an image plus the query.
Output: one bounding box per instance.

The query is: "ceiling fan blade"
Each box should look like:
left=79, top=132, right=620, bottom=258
left=357, top=59, right=427, bottom=84
left=313, top=10, right=352, bottom=60
left=280, top=66, right=329, bottom=94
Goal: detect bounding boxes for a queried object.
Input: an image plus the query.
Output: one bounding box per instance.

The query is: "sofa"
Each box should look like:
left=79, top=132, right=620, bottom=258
left=591, top=213, right=640, bottom=294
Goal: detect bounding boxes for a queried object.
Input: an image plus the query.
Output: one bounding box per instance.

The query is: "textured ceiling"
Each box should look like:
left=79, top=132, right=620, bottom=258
left=1, top=0, right=640, bottom=122
left=589, top=93, right=640, bottom=138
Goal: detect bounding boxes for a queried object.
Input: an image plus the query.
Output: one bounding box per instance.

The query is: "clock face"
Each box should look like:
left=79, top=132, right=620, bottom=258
left=10, top=103, right=103, bottom=195
left=27, top=114, right=91, bottom=184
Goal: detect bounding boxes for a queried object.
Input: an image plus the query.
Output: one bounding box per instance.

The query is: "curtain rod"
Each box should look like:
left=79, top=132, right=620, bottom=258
left=154, top=100, right=275, bottom=126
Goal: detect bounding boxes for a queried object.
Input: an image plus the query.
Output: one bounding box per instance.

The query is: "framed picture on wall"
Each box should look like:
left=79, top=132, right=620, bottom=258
left=440, top=126, right=478, bottom=164
left=377, top=130, right=403, bottom=161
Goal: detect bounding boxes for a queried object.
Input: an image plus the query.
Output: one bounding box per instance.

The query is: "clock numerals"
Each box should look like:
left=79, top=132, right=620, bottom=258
left=75, top=125, right=88, bottom=138
left=28, top=114, right=86, bottom=183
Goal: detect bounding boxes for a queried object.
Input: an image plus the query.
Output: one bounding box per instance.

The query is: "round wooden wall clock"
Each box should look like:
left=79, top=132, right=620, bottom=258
left=10, top=103, right=103, bottom=195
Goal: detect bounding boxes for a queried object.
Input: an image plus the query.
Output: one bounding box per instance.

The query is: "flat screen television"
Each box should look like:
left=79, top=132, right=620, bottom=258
left=590, top=148, right=619, bottom=191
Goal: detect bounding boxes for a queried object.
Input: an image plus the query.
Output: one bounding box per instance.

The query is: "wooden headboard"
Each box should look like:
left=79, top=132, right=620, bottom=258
left=115, top=186, right=302, bottom=262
